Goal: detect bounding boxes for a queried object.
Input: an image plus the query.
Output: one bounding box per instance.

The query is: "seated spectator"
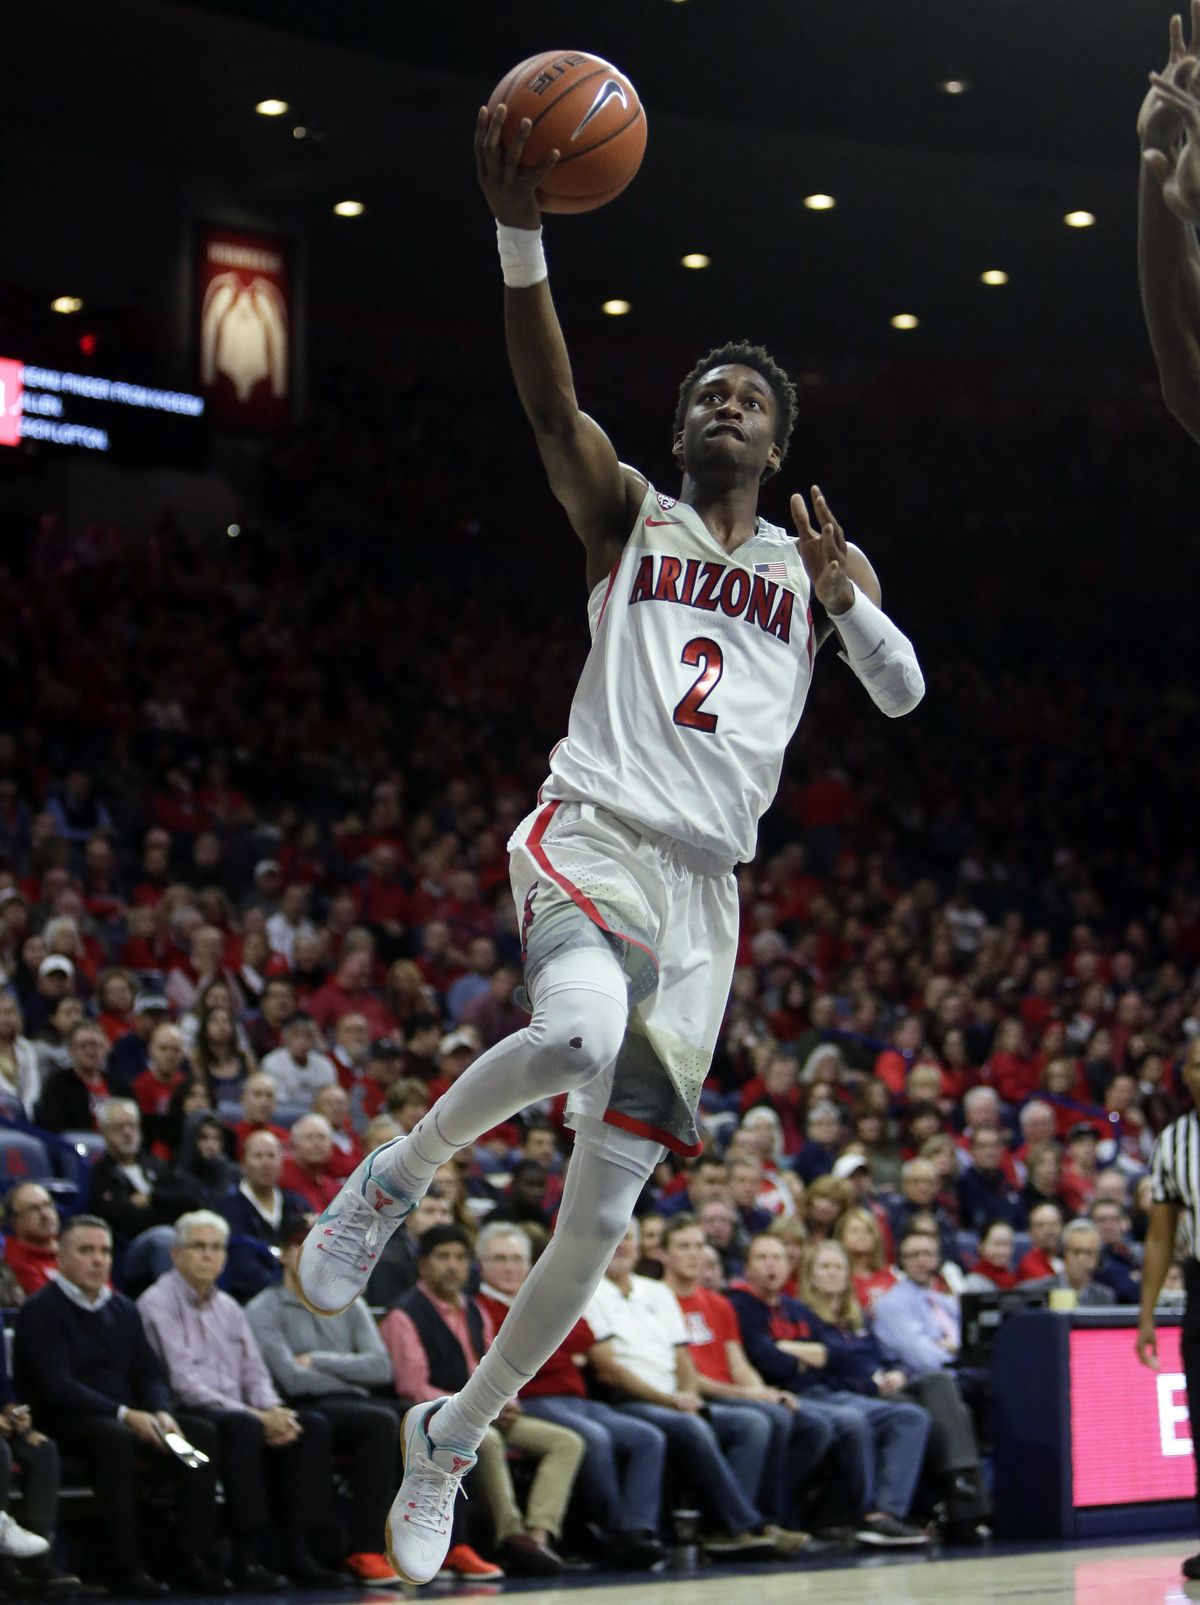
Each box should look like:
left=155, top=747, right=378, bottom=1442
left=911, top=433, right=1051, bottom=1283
left=1061, top=1125, right=1102, bottom=1214
left=475, top=1223, right=666, bottom=1569
left=106, top=992, right=170, bottom=1094
left=886, top=1159, right=957, bottom=1265
left=280, top=1114, right=341, bottom=1213
left=586, top=1220, right=803, bottom=1560
left=34, top=1018, right=109, bottom=1133
left=366, top=1187, right=452, bottom=1309
left=956, top=1129, right=1022, bottom=1234
left=461, top=961, right=525, bottom=1050
left=802, top=1239, right=987, bottom=1542
left=728, top=1233, right=928, bottom=1546
left=25, top=955, right=77, bottom=1041
left=662, top=1216, right=830, bottom=1536
left=95, top=966, right=136, bottom=1045
left=1013, top=1100, right=1057, bottom=1171
left=14, top=1214, right=225, bottom=1595
left=233, top=1072, right=290, bottom=1157
left=1019, top=1139, right=1066, bottom=1216
left=2, top=1183, right=60, bottom=1297
left=314, top=1083, right=362, bottom=1179
left=485, top=1160, right=552, bottom=1240
left=130, top=1021, right=188, bottom=1154
left=381, top=1224, right=584, bottom=1576
left=960, top=1220, right=1019, bottom=1292
left=793, top=1099, right=842, bottom=1183
left=189, top=1002, right=255, bottom=1102
left=835, top=1207, right=898, bottom=1314
left=328, top=1011, right=372, bottom=1093
left=659, top=1156, right=730, bottom=1219
left=88, top=1099, right=202, bottom=1282
left=260, top=1014, right=336, bottom=1106
left=1023, top=1218, right=1115, bottom=1307
left=635, top=1214, right=667, bottom=1279
left=32, top=994, right=83, bottom=1090
left=308, top=950, right=394, bottom=1040
left=698, top=1197, right=744, bottom=1279
left=177, top=1110, right=239, bottom=1207
left=729, top=1157, right=775, bottom=1237
left=244, top=975, right=297, bottom=1063
left=426, top=1027, right=480, bottom=1104
left=137, top=1210, right=344, bottom=1588
left=1088, top=1199, right=1141, bottom=1302
left=351, top=1037, right=406, bottom=1128
left=872, top=1230, right=963, bottom=1376
left=386, top=1076, right=430, bottom=1135
left=0, top=1318, right=78, bottom=1593
left=1017, top=1201, right=1064, bottom=1282
left=245, top=1228, right=407, bottom=1586
left=219, top=1130, right=310, bottom=1302
left=0, top=992, right=39, bottom=1118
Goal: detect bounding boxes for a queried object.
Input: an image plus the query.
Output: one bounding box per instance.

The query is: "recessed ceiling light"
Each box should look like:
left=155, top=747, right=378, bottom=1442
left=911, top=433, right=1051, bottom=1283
left=940, top=79, right=969, bottom=95
left=1064, top=210, right=1095, bottom=229
left=227, top=524, right=241, bottom=539
left=680, top=253, right=710, bottom=270
left=292, top=126, right=307, bottom=140
left=980, top=270, right=1009, bottom=286
left=255, top=99, right=289, bottom=117
left=803, top=194, right=836, bottom=211
left=602, top=299, right=632, bottom=316
left=50, top=296, right=84, bottom=314
left=890, top=313, right=919, bottom=331
left=333, top=200, right=365, bottom=217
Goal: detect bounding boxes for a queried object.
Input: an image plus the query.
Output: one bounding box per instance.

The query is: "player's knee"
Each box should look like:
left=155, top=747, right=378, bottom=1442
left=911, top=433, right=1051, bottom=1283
left=528, top=988, right=626, bottom=1082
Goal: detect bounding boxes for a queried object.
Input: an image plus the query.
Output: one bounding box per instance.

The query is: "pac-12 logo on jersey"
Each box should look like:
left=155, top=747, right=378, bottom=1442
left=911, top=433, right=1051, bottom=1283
left=628, top=553, right=795, bottom=644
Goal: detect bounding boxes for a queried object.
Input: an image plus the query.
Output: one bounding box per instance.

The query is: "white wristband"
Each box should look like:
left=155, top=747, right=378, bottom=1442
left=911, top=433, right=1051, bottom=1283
left=497, top=222, right=547, bottom=288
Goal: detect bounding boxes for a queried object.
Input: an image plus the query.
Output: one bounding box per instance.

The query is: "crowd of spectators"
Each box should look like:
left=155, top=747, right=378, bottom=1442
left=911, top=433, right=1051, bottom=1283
left=0, top=369, right=1198, bottom=1590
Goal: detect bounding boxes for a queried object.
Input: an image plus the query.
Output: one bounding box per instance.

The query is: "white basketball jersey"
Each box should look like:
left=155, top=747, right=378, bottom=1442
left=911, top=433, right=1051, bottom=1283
left=541, top=483, right=816, bottom=866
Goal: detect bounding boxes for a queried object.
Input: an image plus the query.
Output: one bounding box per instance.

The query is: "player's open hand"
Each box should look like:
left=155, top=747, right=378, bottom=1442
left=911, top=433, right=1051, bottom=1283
left=792, top=487, right=856, bottom=616
left=1139, top=3, right=1200, bottom=154
left=1145, top=67, right=1200, bottom=223
left=1135, top=1317, right=1159, bottom=1371
left=475, top=105, right=560, bottom=231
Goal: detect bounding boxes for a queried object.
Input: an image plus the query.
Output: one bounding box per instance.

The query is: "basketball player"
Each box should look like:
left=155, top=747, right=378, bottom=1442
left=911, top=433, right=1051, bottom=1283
left=1139, top=2, right=1200, bottom=442
left=298, top=105, right=925, bottom=1584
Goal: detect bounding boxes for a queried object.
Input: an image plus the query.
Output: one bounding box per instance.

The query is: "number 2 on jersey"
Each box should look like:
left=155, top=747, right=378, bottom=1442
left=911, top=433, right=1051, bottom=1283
left=673, top=637, right=723, bottom=733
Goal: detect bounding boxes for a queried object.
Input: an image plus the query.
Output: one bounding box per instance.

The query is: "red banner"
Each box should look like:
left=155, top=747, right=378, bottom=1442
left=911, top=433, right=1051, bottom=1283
left=196, top=227, right=290, bottom=430
left=1070, top=1326, right=1196, bottom=1507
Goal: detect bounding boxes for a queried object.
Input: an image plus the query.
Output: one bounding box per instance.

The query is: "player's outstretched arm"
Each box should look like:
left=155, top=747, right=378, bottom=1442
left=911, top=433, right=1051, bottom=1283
left=1138, top=5, right=1200, bottom=442
left=476, top=105, right=643, bottom=587
left=792, top=488, right=925, bottom=718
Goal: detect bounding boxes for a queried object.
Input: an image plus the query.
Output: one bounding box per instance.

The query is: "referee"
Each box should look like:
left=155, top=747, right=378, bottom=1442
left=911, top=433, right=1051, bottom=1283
left=1137, top=1042, right=1200, bottom=1582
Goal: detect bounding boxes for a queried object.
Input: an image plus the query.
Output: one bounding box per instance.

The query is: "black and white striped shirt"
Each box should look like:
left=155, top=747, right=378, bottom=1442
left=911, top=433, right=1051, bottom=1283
left=1151, top=1110, right=1200, bottom=1258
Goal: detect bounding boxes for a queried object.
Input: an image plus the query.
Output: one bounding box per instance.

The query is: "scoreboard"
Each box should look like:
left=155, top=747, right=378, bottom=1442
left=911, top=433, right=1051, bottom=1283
left=0, top=356, right=206, bottom=466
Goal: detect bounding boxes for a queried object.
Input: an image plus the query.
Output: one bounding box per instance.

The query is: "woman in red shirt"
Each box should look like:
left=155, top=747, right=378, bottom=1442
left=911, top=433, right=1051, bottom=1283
left=835, top=1207, right=898, bottom=1314
left=961, top=1220, right=1019, bottom=1292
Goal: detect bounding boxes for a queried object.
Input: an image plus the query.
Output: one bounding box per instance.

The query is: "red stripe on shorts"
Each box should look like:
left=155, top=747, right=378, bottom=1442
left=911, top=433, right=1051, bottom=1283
left=603, top=1108, right=703, bottom=1159
left=525, top=801, right=659, bottom=974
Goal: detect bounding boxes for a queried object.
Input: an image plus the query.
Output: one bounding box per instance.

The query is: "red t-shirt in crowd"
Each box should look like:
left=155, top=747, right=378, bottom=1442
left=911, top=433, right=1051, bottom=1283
left=131, top=1068, right=186, bottom=1121
left=233, top=1119, right=290, bottom=1158
left=675, top=1286, right=741, bottom=1384
left=1016, top=1247, right=1059, bottom=1282
left=477, top=1290, right=593, bottom=1399
left=4, top=1237, right=58, bottom=1294
left=852, top=1267, right=898, bottom=1315
left=278, top=1158, right=341, bottom=1213
left=306, top=981, right=396, bottom=1040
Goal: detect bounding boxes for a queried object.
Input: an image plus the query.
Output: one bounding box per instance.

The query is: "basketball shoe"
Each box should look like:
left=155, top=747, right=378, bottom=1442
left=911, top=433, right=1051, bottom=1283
left=297, top=1137, right=418, bottom=1315
left=386, top=1399, right=476, bottom=1585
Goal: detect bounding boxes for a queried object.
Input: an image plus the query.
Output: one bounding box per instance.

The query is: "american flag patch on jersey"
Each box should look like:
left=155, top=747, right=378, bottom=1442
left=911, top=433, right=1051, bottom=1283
left=754, top=561, right=788, bottom=580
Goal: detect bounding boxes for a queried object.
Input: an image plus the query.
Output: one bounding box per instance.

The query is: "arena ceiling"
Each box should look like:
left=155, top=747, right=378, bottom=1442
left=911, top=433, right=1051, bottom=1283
left=12, top=0, right=1184, bottom=369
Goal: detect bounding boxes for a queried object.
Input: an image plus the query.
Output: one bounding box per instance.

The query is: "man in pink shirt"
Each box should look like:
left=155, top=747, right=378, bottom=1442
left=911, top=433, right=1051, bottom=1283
left=380, top=1225, right=583, bottom=1576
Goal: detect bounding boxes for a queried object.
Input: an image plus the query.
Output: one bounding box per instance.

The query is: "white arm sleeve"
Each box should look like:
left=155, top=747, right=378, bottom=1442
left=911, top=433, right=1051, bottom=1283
left=831, top=583, right=925, bottom=718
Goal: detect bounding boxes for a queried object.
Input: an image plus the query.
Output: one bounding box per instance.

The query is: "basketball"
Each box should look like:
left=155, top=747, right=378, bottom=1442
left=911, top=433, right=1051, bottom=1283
left=486, top=50, right=647, bottom=214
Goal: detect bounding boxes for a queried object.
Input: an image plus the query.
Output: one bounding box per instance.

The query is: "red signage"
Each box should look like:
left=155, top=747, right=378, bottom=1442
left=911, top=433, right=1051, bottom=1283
left=0, top=358, right=23, bottom=447
left=197, top=227, right=290, bottom=430
left=1070, top=1326, right=1196, bottom=1507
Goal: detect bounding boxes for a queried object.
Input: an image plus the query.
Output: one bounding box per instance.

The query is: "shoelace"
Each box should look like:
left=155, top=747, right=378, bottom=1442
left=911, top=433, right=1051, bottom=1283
left=318, top=1188, right=389, bottom=1270
left=403, top=1450, right=469, bottom=1535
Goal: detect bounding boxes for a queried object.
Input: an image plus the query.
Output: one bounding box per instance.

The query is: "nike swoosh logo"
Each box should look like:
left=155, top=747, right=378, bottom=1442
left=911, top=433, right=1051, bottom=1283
left=571, top=79, right=629, bottom=142
left=645, top=516, right=682, bottom=527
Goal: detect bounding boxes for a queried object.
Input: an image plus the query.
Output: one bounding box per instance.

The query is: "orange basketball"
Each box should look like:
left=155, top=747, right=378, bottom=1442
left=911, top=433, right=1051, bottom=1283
left=487, top=50, right=647, bottom=214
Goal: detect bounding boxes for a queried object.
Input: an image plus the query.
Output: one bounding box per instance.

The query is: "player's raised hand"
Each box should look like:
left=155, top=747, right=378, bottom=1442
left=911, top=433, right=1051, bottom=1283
left=1145, top=68, right=1200, bottom=222
left=475, top=105, right=560, bottom=230
left=791, top=487, right=856, bottom=615
left=1139, top=3, right=1200, bottom=154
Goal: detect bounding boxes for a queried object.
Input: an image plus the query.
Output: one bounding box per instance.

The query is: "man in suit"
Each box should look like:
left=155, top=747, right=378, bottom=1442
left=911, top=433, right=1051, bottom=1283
left=13, top=1214, right=223, bottom=1596
left=88, top=1099, right=202, bottom=1291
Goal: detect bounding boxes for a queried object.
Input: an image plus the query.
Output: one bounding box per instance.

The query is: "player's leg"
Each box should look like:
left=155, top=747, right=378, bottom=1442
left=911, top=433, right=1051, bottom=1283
left=299, top=944, right=629, bottom=1315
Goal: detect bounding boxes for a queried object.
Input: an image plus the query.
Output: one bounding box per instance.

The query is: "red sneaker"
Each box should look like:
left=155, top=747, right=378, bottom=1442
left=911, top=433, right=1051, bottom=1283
left=344, top=1551, right=403, bottom=1586
left=439, top=1543, right=505, bottom=1579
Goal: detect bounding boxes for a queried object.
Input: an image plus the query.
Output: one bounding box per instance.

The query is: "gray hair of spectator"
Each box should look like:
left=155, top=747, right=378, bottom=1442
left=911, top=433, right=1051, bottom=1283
left=962, top=1086, right=999, bottom=1120
left=43, top=915, right=80, bottom=949
left=475, top=1223, right=532, bottom=1265
left=807, top=1100, right=840, bottom=1124
left=1063, top=1218, right=1101, bottom=1248
left=99, top=1097, right=140, bottom=1129
left=900, top=1157, right=936, bottom=1181
left=59, top=1213, right=112, bottom=1248
left=242, top=1128, right=282, bottom=1155
left=174, top=1209, right=230, bottom=1247
left=740, top=1105, right=785, bottom=1158
left=801, top=1043, right=845, bottom=1082
left=1019, top=1100, right=1055, bottom=1130
left=290, top=1112, right=333, bottom=1139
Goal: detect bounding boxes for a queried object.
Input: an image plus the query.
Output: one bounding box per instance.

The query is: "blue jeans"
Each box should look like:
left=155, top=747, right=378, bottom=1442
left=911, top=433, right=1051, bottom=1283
left=721, top=1397, right=836, bottom=1524
left=802, top=1386, right=930, bottom=1518
left=619, top=1402, right=763, bottom=1534
left=521, top=1395, right=667, bottom=1533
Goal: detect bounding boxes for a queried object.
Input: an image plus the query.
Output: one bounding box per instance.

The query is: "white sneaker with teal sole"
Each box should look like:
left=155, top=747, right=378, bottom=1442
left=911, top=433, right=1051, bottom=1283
left=386, top=1399, right=476, bottom=1586
left=297, top=1137, right=418, bottom=1315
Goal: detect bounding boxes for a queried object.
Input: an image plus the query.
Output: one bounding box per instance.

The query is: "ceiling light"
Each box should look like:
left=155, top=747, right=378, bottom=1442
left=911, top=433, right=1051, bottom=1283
left=50, top=296, right=83, bottom=315
left=602, top=299, right=631, bottom=316
left=1064, top=210, right=1095, bottom=229
left=333, top=200, right=365, bottom=217
left=890, top=313, right=919, bottom=331
left=255, top=99, right=288, bottom=117
left=292, top=126, right=307, bottom=140
left=980, top=270, right=1009, bottom=286
left=227, top=524, right=241, bottom=539
left=680, top=253, right=710, bottom=269
left=940, top=79, right=969, bottom=95
left=803, top=194, right=836, bottom=211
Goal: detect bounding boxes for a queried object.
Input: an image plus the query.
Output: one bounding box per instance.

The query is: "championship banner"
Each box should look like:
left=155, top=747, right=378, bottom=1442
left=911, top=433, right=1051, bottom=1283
left=196, top=226, right=291, bottom=430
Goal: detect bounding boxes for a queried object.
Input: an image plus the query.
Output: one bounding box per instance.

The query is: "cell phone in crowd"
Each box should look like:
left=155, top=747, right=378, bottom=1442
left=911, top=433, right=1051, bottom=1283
left=153, top=1421, right=210, bottom=1469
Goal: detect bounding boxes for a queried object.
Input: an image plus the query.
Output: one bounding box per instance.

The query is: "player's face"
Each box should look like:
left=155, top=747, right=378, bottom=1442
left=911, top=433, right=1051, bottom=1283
left=675, top=364, right=781, bottom=483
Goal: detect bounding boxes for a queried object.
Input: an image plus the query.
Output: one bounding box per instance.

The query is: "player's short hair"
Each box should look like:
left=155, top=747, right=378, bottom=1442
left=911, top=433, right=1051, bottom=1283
left=673, top=341, right=798, bottom=473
